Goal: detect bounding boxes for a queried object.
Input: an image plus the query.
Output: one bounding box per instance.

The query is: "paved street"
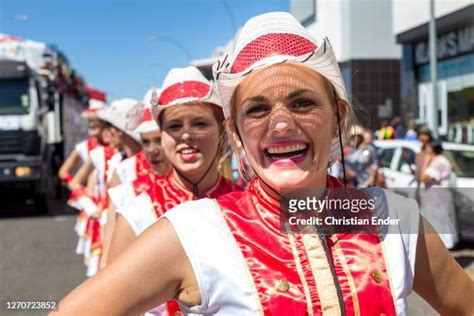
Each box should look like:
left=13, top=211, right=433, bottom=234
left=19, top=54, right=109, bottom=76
left=0, top=198, right=473, bottom=315
left=0, top=196, right=85, bottom=315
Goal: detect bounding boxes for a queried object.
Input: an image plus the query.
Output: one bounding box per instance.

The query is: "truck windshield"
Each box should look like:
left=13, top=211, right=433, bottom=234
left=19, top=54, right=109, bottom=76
left=0, top=78, right=30, bottom=115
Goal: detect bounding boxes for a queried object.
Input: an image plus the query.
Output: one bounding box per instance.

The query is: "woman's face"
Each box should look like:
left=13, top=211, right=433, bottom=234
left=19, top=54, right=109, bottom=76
left=88, top=117, right=105, bottom=137
left=161, top=103, right=222, bottom=180
left=107, top=125, right=123, bottom=149
left=233, top=63, right=343, bottom=193
left=101, top=127, right=111, bottom=145
left=140, top=130, right=170, bottom=176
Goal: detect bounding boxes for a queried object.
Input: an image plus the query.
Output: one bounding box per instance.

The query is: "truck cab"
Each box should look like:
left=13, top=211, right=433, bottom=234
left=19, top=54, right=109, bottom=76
left=0, top=34, right=89, bottom=212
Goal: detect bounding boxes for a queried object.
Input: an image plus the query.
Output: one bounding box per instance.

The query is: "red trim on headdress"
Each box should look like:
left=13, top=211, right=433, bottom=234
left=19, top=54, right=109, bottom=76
left=159, top=81, right=210, bottom=106
left=141, top=108, right=153, bottom=122
left=230, top=33, right=317, bottom=73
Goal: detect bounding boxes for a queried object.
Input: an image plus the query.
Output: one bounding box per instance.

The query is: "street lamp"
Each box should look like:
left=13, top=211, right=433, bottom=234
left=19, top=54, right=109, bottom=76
left=219, top=0, right=237, bottom=34
left=147, top=35, right=192, bottom=62
left=429, top=0, right=438, bottom=138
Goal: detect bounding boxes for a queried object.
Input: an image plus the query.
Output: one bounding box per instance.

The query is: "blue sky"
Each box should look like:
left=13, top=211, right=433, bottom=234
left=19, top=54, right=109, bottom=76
left=0, top=0, right=289, bottom=101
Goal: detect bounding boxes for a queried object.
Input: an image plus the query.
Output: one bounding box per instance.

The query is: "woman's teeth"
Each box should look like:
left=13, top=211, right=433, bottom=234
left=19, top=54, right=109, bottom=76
left=267, top=144, right=307, bottom=154
left=180, top=148, right=197, bottom=154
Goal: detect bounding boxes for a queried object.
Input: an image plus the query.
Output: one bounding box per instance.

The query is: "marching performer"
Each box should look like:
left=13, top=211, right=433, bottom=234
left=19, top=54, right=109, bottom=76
left=69, top=98, right=141, bottom=276
left=108, top=67, right=240, bottom=315
left=57, top=12, right=474, bottom=315
left=64, top=98, right=109, bottom=273
left=58, top=99, right=106, bottom=185
left=101, top=91, right=171, bottom=267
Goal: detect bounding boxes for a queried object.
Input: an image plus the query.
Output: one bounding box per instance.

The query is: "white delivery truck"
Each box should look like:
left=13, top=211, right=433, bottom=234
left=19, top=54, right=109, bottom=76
left=0, top=34, right=89, bottom=212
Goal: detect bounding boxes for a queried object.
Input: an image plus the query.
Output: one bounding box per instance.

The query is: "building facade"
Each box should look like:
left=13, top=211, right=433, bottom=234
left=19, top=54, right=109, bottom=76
left=291, top=0, right=401, bottom=131
left=396, top=2, right=474, bottom=143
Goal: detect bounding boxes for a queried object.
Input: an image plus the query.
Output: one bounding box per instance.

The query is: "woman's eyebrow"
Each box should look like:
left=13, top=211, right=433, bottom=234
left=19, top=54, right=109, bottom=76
left=242, top=95, right=269, bottom=105
left=286, top=89, right=311, bottom=100
left=165, top=119, right=181, bottom=125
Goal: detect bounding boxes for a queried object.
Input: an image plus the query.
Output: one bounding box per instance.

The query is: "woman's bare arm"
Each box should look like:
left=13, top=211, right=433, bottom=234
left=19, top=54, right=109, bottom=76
left=54, top=218, right=190, bottom=315
left=99, top=172, right=121, bottom=267
left=108, top=170, right=120, bottom=188
left=85, top=170, right=96, bottom=195
left=413, top=216, right=474, bottom=315
left=68, top=159, right=94, bottom=191
left=58, top=149, right=80, bottom=183
left=107, top=214, right=136, bottom=263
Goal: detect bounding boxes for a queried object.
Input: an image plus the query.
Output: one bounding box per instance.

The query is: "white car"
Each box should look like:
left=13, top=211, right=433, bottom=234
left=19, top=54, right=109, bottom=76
left=373, top=140, right=474, bottom=241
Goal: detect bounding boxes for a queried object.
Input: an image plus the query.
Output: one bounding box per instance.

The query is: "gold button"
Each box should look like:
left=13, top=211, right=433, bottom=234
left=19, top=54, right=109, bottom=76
left=372, top=271, right=382, bottom=283
left=276, top=279, right=290, bottom=292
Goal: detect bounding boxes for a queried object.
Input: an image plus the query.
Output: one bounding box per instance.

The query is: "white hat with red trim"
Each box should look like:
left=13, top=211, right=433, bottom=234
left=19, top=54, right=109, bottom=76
left=213, top=11, right=347, bottom=119
left=81, top=99, right=107, bottom=118
left=151, top=66, right=222, bottom=120
left=126, top=88, right=160, bottom=134
left=97, top=98, right=141, bottom=142
left=212, top=11, right=348, bottom=165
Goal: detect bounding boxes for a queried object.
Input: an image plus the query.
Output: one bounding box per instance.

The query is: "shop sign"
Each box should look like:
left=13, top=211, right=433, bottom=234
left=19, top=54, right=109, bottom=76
left=415, top=25, right=474, bottom=65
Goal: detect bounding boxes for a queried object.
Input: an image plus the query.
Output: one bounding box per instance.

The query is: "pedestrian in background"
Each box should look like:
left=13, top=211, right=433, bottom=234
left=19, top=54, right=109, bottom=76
left=346, top=126, right=379, bottom=187
left=419, top=140, right=458, bottom=249
left=376, top=120, right=396, bottom=140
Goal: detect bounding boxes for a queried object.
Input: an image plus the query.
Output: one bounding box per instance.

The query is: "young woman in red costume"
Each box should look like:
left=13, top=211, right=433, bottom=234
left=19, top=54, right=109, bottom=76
left=105, top=66, right=239, bottom=315
left=56, top=12, right=474, bottom=315
left=101, top=92, right=171, bottom=268
left=106, top=91, right=172, bottom=211
left=58, top=99, right=106, bottom=186
left=69, top=98, right=141, bottom=276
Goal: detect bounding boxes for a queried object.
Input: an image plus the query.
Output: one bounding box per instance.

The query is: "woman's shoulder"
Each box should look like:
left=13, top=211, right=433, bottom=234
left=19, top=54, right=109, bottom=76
left=164, top=198, right=221, bottom=221
left=116, top=192, right=155, bottom=236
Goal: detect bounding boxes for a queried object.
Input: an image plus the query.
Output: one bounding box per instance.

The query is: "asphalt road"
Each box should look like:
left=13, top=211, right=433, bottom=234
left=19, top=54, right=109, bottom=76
left=1, top=198, right=473, bottom=315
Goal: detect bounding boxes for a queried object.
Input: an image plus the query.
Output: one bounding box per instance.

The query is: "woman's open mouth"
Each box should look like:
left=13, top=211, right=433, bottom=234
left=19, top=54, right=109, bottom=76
left=264, top=142, right=309, bottom=166
left=178, top=147, right=200, bottom=162
left=150, top=159, right=163, bottom=165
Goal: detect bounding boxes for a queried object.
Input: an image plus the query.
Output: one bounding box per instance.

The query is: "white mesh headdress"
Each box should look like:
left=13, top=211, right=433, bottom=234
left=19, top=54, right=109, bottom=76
left=151, top=66, right=222, bottom=121
left=212, top=11, right=348, bottom=165
left=126, top=88, right=160, bottom=133
left=81, top=99, right=107, bottom=118
left=97, top=98, right=141, bottom=142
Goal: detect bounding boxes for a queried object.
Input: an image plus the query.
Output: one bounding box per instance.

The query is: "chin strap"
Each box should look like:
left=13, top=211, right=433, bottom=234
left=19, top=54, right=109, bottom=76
left=335, top=100, right=347, bottom=190
left=171, top=136, right=223, bottom=199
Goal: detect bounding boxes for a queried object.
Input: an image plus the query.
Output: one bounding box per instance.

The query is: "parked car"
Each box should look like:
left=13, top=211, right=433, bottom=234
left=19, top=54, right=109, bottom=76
left=373, top=140, right=474, bottom=241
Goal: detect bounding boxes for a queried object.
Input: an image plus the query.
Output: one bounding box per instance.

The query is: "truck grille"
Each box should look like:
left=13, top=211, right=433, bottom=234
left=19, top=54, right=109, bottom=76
left=0, top=131, right=40, bottom=155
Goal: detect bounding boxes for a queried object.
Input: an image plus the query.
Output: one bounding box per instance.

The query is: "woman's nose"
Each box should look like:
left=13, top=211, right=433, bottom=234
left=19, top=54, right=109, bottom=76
left=268, top=108, right=296, bottom=137
left=181, top=130, right=193, bottom=142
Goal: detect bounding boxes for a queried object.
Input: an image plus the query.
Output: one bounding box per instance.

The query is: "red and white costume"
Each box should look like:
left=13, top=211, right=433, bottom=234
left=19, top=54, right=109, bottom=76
left=108, top=95, right=163, bottom=210
left=108, top=150, right=156, bottom=209
left=163, top=176, right=419, bottom=315
left=80, top=144, right=117, bottom=276
left=75, top=136, right=99, bottom=162
left=117, top=173, right=239, bottom=236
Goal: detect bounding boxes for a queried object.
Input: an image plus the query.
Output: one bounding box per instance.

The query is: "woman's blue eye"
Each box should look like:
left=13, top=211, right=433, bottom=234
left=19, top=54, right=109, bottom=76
left=245, top=104, right=270, bottom=117
left=194, top=121, right=208, bottom=128
left=167, top=124, right=181, bottom=130
left=291, top=98, right=316, bottom=110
